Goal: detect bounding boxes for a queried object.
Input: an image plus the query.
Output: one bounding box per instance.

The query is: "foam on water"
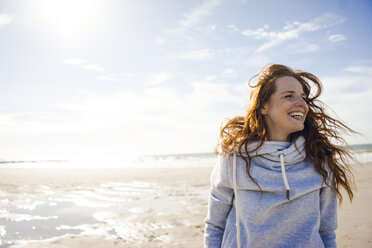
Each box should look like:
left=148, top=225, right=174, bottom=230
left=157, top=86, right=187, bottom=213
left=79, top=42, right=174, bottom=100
left=0, top=180, right=208, bottom=247
left=0, top=209, right=57, bottom=222
left=353, top=151, right=372, bottom=163
left=0, top=225, right=6, bottom=236
left=0, top=153, right=217, bottom=169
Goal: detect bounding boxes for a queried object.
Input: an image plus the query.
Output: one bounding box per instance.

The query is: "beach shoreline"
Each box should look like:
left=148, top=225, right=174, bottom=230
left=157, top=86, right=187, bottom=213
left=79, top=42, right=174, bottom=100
left=0, top=164, right=371, bottom=247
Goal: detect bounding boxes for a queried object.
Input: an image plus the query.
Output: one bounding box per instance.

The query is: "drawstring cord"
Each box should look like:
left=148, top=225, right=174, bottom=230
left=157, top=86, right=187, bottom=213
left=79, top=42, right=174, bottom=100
left=233, top=153, right=241, bottom=248
left=233, top=154, right=290, bottom=247
left=279, top=154, right=291, bottom=200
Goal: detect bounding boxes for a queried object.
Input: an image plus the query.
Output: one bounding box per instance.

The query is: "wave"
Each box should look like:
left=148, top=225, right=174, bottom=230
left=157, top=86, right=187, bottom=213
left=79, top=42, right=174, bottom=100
left=1, top=145, right=372, bottom=169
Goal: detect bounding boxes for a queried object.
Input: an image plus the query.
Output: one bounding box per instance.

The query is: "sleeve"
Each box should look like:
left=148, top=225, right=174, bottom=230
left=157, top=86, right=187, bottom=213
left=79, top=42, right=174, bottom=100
left=319, top=184, right=338, bottom=248
left=204, top=155, right=234, bottom=248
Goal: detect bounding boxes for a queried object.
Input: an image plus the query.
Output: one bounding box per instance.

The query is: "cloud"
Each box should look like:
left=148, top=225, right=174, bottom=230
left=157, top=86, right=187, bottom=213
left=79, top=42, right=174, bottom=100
left=344, top=66, right=372, bottom=76
left=3, top=64, right=371, bottom=159
left=205, top=75, right=217, bottom=82
left=176, top=48, right=216, bottom=60
left=187, top=81, right=242, bottom=108
left=242, top=13, right=345, bottom=52
left=96, top=73, right=121, bottom=81
left=227, top=24, right=239, bottom=32
left=220, top=46, right=271, bottom=67
left=194, top=24, right=217, bottom=32
left=179, top=0, right=224, bottom=29
left=64, top=59, right=104, bottom=71
left=222, top=68, right=238, bottom=78
left=64, top=59, right=84, bottom=65
left=65, top=58, right=126, bottom=83
left=0, top=79, right=246, bottom=159
left=328, top=34, right=346, bottom=42
left=154, top=35, right=167, bottom=46
left=0, top=14, right=14, bottom=27
left=319, top=65, right=372, bottom=143
left=222, top=68, right=234, bottom=74
left=286, top=42, right=319, bottom=53
left=83, top=64, right=105, bottom=72
left=146, top=72, right=171, bottom=86
left=154, top=0, right=224, bottom=46
left=64, top=59, right=107, bottom=73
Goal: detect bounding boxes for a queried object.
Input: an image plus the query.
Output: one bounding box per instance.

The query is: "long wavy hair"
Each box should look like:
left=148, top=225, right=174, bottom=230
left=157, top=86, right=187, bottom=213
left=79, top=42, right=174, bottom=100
left=217, top=64, right=355, bottom=203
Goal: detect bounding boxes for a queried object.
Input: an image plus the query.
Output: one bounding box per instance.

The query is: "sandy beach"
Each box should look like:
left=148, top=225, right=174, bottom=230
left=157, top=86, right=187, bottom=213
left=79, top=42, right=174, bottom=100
left=0, top=163, right=371, bottom=248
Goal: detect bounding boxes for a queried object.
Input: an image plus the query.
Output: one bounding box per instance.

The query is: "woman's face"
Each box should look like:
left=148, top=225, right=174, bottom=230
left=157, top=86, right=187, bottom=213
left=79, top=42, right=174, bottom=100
left=261, top=76, right=309, bottom=141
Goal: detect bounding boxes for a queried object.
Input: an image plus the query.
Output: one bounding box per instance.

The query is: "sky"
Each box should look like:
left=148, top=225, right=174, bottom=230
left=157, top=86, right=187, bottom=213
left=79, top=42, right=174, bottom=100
left=0, top=0, right=372, bottom=160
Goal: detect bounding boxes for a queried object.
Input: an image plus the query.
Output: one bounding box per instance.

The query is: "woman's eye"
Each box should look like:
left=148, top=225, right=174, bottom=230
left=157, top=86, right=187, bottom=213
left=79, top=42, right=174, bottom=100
left=285, top=95, right=293, bottom=99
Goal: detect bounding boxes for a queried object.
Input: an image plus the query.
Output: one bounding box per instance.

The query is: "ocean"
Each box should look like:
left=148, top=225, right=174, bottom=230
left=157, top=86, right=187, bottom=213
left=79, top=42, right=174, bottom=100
left=1, top=144, right=371, bottom=169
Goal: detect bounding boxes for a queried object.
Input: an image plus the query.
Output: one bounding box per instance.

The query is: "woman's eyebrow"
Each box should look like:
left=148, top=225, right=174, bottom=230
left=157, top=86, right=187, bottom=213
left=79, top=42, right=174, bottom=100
left=280, top=90, right=306, bottom=96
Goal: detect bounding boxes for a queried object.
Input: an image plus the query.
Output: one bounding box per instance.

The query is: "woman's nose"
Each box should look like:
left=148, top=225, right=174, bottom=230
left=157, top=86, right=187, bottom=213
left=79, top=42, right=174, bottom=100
left=295, top=96, right=307, bottom=106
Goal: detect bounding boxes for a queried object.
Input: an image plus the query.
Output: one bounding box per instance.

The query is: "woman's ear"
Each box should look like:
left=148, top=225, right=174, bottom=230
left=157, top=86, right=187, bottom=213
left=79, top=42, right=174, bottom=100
left=261, top=105, right=268, bottom=115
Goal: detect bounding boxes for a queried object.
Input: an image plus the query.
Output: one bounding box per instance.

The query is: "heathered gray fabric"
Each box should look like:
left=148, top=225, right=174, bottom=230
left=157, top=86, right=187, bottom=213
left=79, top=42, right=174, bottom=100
left=204, top=137, right=337, bottom=248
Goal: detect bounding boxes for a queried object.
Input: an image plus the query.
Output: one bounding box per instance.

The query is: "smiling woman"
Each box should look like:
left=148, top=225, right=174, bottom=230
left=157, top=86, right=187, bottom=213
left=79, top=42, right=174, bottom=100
left=205, top=64, right=356, bottom=248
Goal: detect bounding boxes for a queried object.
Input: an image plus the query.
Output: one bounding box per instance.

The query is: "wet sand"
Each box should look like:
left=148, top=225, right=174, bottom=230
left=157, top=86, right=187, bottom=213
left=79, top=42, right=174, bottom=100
left=0, top=164, right=371, bottom=247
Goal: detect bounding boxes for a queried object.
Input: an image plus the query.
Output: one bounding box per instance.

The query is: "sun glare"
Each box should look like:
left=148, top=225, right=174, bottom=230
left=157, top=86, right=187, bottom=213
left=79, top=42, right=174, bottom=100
left=35, top=0, right=103, bottom=41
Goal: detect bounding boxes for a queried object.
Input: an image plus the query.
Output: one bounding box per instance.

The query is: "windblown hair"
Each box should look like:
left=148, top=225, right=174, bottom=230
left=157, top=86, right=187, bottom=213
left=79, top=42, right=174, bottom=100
left=217, top=64, right=355, bottom=203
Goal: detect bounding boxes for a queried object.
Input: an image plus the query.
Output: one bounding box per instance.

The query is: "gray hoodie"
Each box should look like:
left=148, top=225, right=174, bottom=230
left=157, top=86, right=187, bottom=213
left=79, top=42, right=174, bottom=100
left=204, top=136, right=337, bottom=248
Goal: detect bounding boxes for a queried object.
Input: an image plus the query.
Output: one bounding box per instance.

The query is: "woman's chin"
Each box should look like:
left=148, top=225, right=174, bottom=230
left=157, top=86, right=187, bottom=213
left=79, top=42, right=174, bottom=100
left=289, top=124, right=305, bottom=134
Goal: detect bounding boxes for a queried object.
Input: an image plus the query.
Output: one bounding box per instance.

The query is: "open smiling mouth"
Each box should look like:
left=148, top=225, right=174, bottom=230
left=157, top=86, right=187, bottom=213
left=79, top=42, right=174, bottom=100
left=288, top=112, right=304, bottom=121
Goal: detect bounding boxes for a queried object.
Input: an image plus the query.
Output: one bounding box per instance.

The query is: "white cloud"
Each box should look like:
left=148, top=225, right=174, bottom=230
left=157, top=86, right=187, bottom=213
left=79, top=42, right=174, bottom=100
left=177, top=48, right=216, bottom=60
left=222, top=68, right=238, bottom=78
left=205, top=75, right=217, bottom=82
left=194, top=24, right=217, bottom=32
left=96, top=73, right=121, bottom=81
left=208, top=24, right=216, bottom=30
left=65, top=59, right=124, bottom=83
left=227, top=24, right=239, bottom=32
left=64, top=59, right=84, bottom=65
left=187, top=81, right=241, bottom=107
left=4, top=65, right=370, bottom=159
left=179, top=0, right=224, bottom=29
left=220, top=46, right=271, bottom=68
left=242, top=13, right=345, bottom=52
left=0, top=79, right=246, bottom=159
left=154, top=35, right=167, bottom=46
left=319, top=66, right=372, bottom=143
left=64, top=60, right=104, bottom=72
left=154, top=0, right=224, bottom=46
left=146, top=72, right=171, bottom=86
left=0, top=14, right=14, bottom=27
left=286, top=42, right=319, bottom=53
left=83, top=64, right=105, bottom=72
left=328, top=34, right=346, bottom=42
left=344, top=66, right=372, bottom=76
left=223, top=68, right=234, bottom=74
left=64, top=59, right=115, bottom=77
left=123, top=73, right=134, bottom=77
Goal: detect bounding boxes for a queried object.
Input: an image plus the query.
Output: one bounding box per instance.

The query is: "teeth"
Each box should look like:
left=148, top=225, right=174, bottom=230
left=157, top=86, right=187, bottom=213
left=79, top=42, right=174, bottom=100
left=289, top=112, right=303, bottom=117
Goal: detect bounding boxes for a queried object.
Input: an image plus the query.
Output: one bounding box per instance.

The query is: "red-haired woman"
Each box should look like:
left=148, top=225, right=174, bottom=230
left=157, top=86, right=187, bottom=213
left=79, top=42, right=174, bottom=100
left=204, top=64, right=355, bottom=248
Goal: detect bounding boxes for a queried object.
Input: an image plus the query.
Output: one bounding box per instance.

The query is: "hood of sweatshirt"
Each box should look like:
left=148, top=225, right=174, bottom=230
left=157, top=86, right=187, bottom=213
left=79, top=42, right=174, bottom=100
left=236, top=136, right=306, bottom=169
left=232, top=136, right=307, bottom=201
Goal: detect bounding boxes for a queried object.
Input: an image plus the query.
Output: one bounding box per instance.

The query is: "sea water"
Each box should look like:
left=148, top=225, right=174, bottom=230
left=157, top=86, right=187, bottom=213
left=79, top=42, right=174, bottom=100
left=0, top=153, right=217, bottom=169
left=0, top=144, right=371, bottom=169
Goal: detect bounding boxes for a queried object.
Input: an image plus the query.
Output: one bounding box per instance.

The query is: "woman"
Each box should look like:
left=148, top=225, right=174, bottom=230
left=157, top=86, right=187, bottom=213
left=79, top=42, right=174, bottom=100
left=204, top=64, right=355, bottom=248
